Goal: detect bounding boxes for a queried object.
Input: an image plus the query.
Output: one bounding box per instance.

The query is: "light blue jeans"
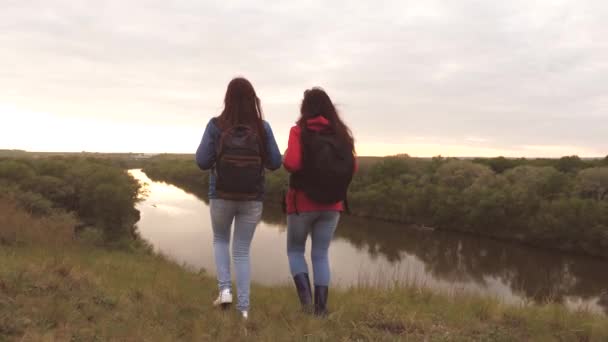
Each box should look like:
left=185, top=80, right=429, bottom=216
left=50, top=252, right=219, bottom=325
left=287, top=211, right=340, bottom=286
left=210, top=199, right=262, bottom=311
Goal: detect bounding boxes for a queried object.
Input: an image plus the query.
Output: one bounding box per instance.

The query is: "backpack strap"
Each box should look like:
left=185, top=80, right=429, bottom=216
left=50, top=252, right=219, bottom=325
left=213, top=118, right=227, bottom=159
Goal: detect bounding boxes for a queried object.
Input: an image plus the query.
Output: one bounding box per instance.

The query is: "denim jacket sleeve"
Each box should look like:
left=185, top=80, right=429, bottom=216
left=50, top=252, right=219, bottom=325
left=195, top=119, right=220, bottom=170
left=263, top=121, right=282, bottom=170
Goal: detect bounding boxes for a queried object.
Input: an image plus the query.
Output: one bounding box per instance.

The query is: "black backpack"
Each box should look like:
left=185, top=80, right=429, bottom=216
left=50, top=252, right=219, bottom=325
left=215, top=120, right=264, bottom=200
left=290, top=126, right=355, bottom=207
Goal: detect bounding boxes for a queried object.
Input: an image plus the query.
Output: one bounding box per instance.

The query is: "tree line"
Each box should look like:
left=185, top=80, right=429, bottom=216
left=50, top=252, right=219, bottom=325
left=0, top=156, right=141, bottom=242
left=142, top=154, right=608, bottom=258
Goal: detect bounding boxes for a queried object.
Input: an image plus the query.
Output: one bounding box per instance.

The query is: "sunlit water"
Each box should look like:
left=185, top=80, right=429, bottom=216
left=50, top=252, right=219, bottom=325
left=129, top=169, right=608, bottom=315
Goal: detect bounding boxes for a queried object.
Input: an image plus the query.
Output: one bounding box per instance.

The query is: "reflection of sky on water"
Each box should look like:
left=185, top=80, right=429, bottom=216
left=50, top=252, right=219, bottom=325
left=129, top=170, right=606, bottom=315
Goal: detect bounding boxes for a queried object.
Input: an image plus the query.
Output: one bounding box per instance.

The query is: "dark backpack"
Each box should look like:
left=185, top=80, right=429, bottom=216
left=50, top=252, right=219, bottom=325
left=290, top=126, right=355, bottom=206
left=215, top=121, right=264, bottom=200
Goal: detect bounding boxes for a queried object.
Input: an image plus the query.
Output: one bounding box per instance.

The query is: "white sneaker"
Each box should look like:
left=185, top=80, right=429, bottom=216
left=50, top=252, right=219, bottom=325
left=240, top=310, right=248, bottom=320
left=213, top=288, right=233, bottom=307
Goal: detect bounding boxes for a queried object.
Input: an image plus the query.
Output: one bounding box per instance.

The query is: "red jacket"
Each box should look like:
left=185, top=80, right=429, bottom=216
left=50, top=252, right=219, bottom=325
left=283, top=116, right=357, bottom=214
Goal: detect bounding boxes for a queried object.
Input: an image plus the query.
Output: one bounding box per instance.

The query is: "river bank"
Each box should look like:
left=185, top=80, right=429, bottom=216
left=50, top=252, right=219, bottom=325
left=2, top=199, right=608, bottom=341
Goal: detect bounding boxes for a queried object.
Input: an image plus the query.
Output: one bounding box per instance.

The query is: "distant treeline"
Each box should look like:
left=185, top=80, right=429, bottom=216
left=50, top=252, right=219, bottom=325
left=142, top=154, right=608, bottom=258
left=0, top=156, right=141, bottom=242
left=0, top=150, right=152, bottom=169
left=348, top=155, right=608, bottom=258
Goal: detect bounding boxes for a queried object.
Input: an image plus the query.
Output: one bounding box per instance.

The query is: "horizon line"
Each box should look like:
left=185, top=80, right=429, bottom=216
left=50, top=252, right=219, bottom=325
left=2, top=149, right=605, bottom=160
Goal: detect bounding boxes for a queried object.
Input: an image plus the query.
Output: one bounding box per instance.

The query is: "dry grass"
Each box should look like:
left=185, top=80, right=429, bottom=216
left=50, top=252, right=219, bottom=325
left=1, top=200, right=608, bottom=341
left=0, top=198, right=76, bottom=247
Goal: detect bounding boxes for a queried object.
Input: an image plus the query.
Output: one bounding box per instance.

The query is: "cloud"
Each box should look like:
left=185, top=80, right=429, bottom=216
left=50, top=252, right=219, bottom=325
left=0, top=0, right=606, bottom=156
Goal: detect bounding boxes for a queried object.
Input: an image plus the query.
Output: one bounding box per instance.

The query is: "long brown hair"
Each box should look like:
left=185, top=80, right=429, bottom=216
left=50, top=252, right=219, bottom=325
left=217, top=77, right=267, bottom=159
left=298, top=87, right=355, bottom=153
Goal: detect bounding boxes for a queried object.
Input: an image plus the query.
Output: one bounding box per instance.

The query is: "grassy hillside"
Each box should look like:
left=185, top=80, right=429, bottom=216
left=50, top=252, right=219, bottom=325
left=2, top=199, right=608, bottom=341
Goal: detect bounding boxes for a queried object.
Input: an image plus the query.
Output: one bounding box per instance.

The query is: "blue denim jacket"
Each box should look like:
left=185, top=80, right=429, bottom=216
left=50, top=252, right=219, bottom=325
left=195, top=119, right=282, bottom=200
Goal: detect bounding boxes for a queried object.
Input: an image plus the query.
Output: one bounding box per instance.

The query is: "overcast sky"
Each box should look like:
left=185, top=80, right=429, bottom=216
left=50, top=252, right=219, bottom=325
left=1, top=0, right=606, bottom=157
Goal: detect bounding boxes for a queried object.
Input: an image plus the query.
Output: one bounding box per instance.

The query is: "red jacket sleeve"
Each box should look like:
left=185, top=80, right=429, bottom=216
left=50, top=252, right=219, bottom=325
left=283, top=126, right=302, bottom=172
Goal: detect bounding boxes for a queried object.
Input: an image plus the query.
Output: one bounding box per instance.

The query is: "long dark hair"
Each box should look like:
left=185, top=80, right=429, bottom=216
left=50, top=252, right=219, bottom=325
left=298, top=87, right=355, bottom=153
left=217, top=77, right=267, bottom=158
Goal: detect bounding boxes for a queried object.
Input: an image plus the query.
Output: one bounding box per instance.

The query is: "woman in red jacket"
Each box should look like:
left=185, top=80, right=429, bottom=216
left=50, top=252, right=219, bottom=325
left=283, top=87, right=356, bottom=316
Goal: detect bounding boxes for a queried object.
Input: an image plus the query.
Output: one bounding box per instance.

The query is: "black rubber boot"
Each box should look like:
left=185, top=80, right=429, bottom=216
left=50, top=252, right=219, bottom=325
left=314, top=285, right=329, bottom=317
left=293, top=273, right=313, bottom=312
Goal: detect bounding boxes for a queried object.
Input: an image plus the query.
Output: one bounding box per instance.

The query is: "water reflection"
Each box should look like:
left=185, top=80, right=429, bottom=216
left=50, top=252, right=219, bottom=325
left=334, top=216, right=608, bottom=314
left=130, top=170, right=607, bottom=315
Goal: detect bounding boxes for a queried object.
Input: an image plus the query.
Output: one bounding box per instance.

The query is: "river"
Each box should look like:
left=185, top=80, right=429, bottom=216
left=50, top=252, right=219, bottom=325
left=129, top=169, right=607, bottom=315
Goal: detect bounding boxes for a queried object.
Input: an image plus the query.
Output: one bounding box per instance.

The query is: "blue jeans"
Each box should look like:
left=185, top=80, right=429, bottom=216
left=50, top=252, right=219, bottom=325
left=210, top=199, right=262, bottom=311
left=287, top=211, right=340, bottom=286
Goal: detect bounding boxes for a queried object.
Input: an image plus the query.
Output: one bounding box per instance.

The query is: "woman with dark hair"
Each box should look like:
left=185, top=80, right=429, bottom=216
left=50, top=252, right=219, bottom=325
left=195, top=77, right=282, bottom=319
left=283, top=87, right=357, bottom=316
